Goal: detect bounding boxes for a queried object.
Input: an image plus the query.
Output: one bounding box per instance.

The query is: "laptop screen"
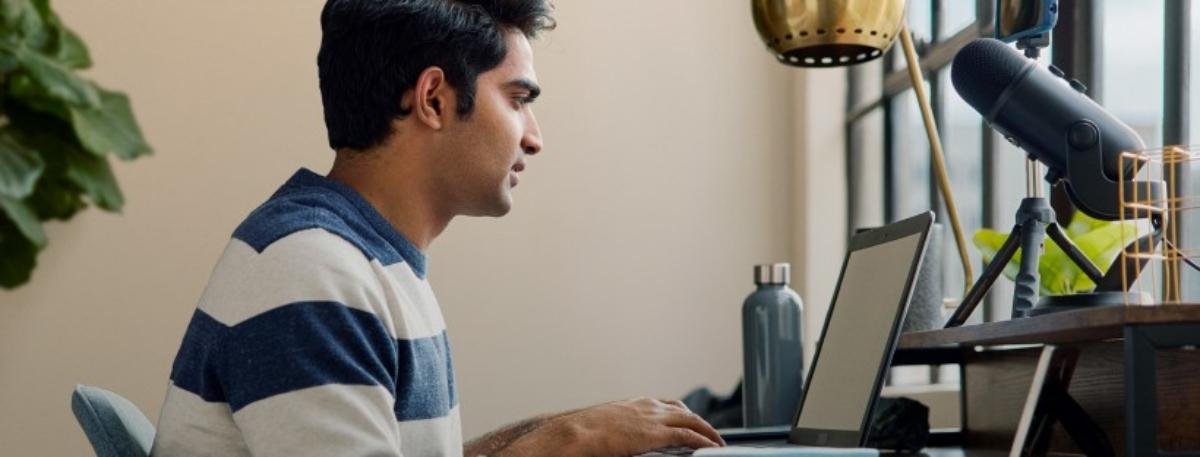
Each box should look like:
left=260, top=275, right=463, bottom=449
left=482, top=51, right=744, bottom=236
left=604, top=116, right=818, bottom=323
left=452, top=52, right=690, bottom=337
left=794, top=231, right=924, bottom=433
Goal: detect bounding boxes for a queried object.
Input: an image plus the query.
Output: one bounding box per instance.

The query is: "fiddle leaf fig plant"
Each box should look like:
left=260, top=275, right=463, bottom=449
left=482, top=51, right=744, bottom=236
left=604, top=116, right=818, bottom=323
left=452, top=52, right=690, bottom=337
left=0, top=0, right=151, bottom=288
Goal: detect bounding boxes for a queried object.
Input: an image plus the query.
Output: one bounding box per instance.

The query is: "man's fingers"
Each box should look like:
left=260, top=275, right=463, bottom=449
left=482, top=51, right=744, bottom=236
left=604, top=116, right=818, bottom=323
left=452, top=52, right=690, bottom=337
left=661, top=409, right=726, bottom=446
left=661, top=399, right=689, bottom=411
left=669, top=428, right=720, bottom=450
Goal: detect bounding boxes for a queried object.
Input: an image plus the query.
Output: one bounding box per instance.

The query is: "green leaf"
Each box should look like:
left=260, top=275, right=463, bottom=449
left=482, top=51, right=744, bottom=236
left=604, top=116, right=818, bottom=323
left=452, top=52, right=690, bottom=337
left=1067, top=211, right=1108, bottom=238
left=0, top=51, right=17, bottom=72
left=64, top=147, right=123, bottom=211
left=27, top=170, right=84, bottom=220
left=0, top=194, right=46, bottom=247
left=12, top=44, right=100, bottom=107
left=973, top=228, right=1021, bottom=279
left=1039, top=236, right=1081, bottom=295
left=3, top=107, right=91, bottom=219
left=0, top=0, right=46, bottom=45
left=28, top=0, right=91, bottom=69
left=69, top=87, right=152, bottom=159
left=0, top=129, right=45, bottom=199
left=5, top=72, right=71, bottom=118
left=0, top=215, right=39, bottom=289
left=1067, top=221, right=1140, bottom=290
left=26, top=0, right=48, bottom=16
left=51, top=24, right=90, bottom=69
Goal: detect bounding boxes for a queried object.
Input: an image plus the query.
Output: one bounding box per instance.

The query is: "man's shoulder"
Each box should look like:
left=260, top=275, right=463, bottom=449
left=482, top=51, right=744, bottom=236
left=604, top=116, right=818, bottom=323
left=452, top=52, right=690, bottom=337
left=231, top=185, right=401, bottom=267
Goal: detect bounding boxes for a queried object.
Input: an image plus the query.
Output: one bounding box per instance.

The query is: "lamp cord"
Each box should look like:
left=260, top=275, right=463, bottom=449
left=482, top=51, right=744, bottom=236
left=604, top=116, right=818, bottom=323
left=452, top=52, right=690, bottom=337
left=898, top=24, right=975, bottom=297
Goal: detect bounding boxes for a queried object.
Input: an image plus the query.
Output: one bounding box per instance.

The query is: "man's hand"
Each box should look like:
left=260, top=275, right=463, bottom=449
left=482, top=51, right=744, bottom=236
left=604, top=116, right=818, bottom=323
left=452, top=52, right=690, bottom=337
left=495, top=398, right=726, bottom=456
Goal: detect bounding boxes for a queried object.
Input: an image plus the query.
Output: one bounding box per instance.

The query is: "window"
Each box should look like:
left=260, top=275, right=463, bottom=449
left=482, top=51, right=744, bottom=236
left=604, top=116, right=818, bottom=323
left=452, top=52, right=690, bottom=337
left=846, top=0, right=991, bottom=332
left=1101, top=0, right=1164, bottom=147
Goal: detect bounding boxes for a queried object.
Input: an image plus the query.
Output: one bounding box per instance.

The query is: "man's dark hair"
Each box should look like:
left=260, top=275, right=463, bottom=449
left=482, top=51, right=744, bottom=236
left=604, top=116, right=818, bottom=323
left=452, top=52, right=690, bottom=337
left=318, top=0, right=555, bottom=151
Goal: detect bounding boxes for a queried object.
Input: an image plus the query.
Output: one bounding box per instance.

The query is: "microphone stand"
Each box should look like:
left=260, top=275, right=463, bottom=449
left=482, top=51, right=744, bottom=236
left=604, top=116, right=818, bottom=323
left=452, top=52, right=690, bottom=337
left=944, top=158, right=1110, bottom=327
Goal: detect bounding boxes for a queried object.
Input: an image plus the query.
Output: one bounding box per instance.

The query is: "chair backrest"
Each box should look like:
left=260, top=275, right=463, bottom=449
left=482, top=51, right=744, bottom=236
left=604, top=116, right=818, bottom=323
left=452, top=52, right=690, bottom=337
left=71, top=385, right=156, bottom=457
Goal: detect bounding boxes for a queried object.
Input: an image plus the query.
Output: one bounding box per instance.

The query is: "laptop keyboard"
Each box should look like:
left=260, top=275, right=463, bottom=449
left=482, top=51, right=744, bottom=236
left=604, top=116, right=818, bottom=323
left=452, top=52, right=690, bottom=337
left=646, top=443, right=777, bottom=456
left=649, top=446, right=696, bottom=456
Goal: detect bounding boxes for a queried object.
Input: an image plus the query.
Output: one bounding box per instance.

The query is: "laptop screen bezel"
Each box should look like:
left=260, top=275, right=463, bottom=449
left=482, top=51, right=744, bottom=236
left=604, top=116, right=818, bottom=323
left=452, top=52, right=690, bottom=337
left=786, top=211, right=933, bottom=447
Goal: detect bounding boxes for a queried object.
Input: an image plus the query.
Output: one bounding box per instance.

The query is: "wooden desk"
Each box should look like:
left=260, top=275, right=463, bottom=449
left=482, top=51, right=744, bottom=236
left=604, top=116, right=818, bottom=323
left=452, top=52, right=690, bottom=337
left=893, top=305, right=1200, bottom=457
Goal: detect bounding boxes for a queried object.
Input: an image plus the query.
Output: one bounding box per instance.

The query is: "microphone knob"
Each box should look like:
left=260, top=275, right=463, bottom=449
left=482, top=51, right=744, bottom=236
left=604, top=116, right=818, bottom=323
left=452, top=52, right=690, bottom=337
left=1045, top=168, right=1063, bottom=183
left=1048, top=65, right=1066, bottom=78
left=1069, top=122, right=1100, bottom=150
left=1069, top=79, right=1088, bottom=93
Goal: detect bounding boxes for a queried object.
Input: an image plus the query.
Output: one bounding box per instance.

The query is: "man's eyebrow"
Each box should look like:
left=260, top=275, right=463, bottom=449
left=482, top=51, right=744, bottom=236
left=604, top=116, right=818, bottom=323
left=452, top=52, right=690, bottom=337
left=504, top=78, right=541, bottom=100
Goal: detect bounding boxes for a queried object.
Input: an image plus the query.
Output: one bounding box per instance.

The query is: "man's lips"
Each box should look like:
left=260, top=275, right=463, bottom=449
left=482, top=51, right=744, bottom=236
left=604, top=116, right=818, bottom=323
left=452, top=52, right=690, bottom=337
left=510, top=160, right=526, bottom=187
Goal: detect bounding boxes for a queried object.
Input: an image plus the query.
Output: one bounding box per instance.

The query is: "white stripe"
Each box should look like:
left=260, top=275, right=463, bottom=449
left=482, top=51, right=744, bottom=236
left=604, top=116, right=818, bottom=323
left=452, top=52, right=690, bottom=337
left=377, top=260, right=448, bottom=340
left=151, top=383, right=250, bottom=457
left=396, top=405, right=464, bottom=457
left=232, top=384, right=407, bottom=457
left=196, top=229, right=445, bottom=339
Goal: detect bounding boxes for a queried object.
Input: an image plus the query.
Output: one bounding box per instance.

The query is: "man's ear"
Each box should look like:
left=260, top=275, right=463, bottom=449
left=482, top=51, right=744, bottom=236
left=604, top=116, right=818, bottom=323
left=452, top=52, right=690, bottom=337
left=412, top=67, right=451, bottom=130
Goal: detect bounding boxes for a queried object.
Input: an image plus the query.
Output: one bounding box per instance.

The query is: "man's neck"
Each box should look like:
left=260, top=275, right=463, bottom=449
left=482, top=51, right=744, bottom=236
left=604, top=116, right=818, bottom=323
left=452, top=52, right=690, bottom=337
left=325, top=149, right=452, bottom=252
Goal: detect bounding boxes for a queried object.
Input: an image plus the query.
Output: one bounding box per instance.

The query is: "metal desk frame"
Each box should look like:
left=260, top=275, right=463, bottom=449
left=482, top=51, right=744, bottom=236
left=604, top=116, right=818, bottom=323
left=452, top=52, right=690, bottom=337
left=1124, top=323, right=1200, bottom=457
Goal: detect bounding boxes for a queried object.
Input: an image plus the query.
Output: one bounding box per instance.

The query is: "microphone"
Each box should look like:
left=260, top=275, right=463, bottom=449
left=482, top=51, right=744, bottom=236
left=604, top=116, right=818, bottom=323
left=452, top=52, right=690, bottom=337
left=950, top=38, right=1159, bottom=221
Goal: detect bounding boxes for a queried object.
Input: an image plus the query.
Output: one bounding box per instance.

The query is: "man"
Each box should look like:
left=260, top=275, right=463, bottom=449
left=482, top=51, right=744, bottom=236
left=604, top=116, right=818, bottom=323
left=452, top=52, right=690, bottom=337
left=151, top=1, right=726, bottom=456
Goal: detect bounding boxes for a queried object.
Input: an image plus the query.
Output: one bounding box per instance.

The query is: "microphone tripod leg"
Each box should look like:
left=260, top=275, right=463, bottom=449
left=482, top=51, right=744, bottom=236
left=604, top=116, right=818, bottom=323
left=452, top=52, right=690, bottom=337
left=945, top=223, right=1024, bottom=328
left=1045, top=223, right=1104, bottom=283
left=1013, top=198, right=1055, bottom=317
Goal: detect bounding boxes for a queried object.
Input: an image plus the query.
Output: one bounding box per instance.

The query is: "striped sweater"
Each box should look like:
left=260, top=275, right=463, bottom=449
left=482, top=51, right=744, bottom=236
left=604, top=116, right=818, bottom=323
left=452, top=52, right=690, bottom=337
left=152, top=168, right=462, bottom=456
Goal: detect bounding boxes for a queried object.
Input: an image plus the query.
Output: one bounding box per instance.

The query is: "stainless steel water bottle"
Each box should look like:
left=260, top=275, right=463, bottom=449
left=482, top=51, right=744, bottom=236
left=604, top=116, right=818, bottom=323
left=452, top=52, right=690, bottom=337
left=742, top=262, right=805, bottom=427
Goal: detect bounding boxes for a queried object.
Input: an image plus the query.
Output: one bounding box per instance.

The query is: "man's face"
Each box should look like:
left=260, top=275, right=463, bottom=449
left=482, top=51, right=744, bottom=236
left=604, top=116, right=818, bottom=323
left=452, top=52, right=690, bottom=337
left=436, top=30, right=543, bottom=217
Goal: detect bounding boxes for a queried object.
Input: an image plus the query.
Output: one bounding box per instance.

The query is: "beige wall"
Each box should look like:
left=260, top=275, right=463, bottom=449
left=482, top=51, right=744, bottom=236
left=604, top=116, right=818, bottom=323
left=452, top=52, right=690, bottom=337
left=0, top=1, right=845, bottom=455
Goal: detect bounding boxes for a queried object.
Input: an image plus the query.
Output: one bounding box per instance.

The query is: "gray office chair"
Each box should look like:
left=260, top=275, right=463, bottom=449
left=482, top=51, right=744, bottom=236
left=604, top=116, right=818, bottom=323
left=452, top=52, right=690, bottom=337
left=71, top=385, right=156, bottom=457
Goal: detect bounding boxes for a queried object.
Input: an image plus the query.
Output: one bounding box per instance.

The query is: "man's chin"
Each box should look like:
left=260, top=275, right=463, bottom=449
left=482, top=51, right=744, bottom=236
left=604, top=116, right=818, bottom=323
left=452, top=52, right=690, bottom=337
left=488, top=203, right=513, bottom=217
left=463, top=195, right=513, bottom=218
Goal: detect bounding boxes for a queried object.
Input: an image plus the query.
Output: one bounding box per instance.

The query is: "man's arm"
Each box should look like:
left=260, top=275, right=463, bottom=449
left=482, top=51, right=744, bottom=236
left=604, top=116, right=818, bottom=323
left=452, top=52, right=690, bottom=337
left=468, top=398, right=725, bottom=456
left=464, top=409, right=578, bottom=457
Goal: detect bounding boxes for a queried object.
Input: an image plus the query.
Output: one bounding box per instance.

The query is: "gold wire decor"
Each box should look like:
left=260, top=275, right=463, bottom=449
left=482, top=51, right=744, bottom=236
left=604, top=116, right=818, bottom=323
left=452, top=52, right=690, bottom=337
left=1118, top=144, right=1200, bottom=305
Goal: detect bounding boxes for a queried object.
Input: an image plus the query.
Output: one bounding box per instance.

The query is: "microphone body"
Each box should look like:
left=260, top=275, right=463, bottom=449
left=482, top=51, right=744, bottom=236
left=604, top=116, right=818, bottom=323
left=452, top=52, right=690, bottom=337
left=951, top=39, right=1151, bottom=220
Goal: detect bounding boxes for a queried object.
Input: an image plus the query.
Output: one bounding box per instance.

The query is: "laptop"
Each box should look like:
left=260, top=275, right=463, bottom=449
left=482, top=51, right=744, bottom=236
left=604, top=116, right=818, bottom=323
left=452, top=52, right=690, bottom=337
left=644, top=211, right=934, bottom=456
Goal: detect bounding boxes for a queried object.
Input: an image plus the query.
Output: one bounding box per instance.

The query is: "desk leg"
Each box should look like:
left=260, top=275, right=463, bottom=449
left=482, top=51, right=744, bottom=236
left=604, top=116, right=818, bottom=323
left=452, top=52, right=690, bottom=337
left=1125, top=325, right=1157, bottom=457
left=1124, top=324, right=1200, bottom=457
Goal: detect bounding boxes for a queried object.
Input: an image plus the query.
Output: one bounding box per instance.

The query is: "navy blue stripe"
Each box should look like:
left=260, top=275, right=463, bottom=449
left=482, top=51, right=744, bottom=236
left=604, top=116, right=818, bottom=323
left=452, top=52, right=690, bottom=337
left=170, top=303, right=458, bottom=421
left=394, top=331, right=458, bottom=421
left=444, top=335, right=457, bottom=409
left=291, top=169, right=428, bottom=276
left=218, top=301, right=399, bottom=412
left=232, top=168, right=426, bottom=277
left=170, top=309, right=228, bottom=403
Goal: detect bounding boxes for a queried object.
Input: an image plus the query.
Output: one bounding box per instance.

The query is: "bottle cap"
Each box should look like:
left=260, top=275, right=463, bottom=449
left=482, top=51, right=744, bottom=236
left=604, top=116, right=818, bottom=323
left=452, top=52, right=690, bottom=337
left=754, top=263, right=791, bottom=286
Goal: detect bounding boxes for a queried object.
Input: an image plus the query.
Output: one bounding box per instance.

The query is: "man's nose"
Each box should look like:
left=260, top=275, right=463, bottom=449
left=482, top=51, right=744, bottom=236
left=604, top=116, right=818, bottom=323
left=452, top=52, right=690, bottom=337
left=522, top=115, right=543, bottom=155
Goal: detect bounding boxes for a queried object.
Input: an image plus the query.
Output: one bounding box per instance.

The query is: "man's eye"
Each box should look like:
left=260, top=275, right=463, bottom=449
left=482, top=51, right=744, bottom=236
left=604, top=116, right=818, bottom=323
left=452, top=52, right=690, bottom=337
left=514, top=96, right=533, bottom=107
